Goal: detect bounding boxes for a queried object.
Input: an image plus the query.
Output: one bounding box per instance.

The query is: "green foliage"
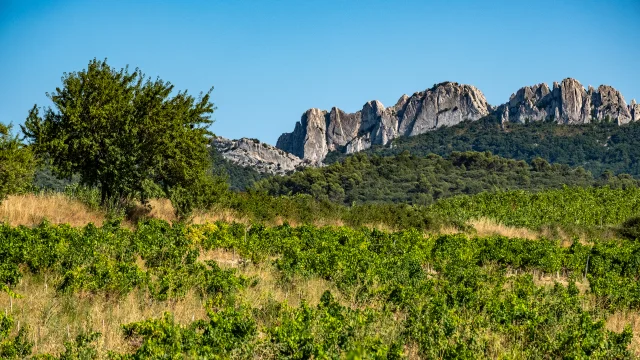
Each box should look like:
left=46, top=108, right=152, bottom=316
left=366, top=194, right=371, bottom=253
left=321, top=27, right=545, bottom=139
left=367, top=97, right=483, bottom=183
left=266, top=291, right=403, bottom=359
left=2, top=221, right=640, bottom=358
left=0, top=124, right=36, bottom=203
left=257, top=150, right=615, bottom=206
left=63, top=183, right=102, bottom=210
left=57, top=332, right=101, bottom=360
left=111, top=305, right=257, bottom=359
left=211, top=190, right=444, bottom=231
left=428, top=186, right=640, bottom=229
left=618, top=216, right=640, bottom=241
left=34, top=163, right=77, bottom=192
left=326, top=115, right=640, bottom=178
left=22, top=58, right=215, bottom=213
left=169, top=173, right=229, bottom=218
left=0, top=312, right=32, bottom=359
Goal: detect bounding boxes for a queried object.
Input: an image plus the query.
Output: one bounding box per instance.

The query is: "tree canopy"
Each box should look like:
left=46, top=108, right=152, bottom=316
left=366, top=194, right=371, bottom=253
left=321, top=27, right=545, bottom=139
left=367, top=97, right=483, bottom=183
left=22, top=59, right=215, bottom=212
left=0, top=124, right=36, bottom=202
left=256, top=151, right=637, bottom=206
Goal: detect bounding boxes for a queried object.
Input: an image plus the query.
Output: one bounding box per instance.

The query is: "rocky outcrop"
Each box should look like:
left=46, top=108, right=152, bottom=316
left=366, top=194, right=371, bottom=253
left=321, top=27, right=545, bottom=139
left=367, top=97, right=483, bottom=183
left=506, top=83, right=551, bottom=123
left=504, top=78, right=632, bottom=125
left=594, top=85, right=632, bottom=124
left=397, top=82, right=490, bottom=136
left=275, top=108, right=329, bottom=163
left=277, top=82, right=490, bottom=161
left=273, top=78, right=638, bottom=165
left=631, top=99, right=640, bottom=122
left=212, top=136, right=308, bottom=175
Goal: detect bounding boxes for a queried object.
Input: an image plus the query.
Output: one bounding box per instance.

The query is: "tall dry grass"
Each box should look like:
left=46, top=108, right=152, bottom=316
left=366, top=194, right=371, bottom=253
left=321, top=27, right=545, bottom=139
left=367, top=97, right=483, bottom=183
left=200, top=248, right=346, bottom=309
left=0, top=194, right=105, bottom=227
left=0, top=195, right=252, bottom=228
left=0, top=195, right=551, bottom=240
left=469, top=218, right=540, bottom=240
left=607, top=311, right=640, bottom=354
left=138, top=198, right=250, bottom=225
left=0, top=275, right=208, bottom=356
left=0, top=249, right=347, bottom=357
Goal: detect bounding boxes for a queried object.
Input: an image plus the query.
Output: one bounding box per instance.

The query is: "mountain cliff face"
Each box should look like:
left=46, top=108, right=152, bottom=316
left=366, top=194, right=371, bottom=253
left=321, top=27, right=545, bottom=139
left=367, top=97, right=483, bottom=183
left=277, top=78, right=637, bottom=162
left=627, top=99, right=639, bottom=122
left=501, top=79, right=633, bottom=125
left=276, top=82, right=490, bottom=162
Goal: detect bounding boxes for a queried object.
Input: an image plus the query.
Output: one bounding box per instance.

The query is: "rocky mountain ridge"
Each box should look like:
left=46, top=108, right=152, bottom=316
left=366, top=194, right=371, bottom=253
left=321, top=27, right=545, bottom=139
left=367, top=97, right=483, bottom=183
left=214, top=78, right=638, bottom=174
left=276, top=82, right=491, bottom=162
left=276, top=78, right=638, bottom=163
left=211, top=136, right=313, bottom=175
left=499, top=78, right=637, bottom=125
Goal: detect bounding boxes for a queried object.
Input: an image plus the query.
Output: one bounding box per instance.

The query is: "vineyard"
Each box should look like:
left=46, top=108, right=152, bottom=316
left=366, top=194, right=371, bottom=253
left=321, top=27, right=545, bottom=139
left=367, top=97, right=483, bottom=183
left=429, top=186, right=640, bottom=230
left=1, top=219, right=640, bottom=358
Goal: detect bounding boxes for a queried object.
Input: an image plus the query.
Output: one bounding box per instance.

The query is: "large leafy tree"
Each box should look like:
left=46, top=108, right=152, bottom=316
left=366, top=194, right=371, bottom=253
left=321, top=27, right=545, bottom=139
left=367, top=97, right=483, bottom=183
left=0, top=124, right=36, bottom=202
left=22, top=59, right=215, bottom=208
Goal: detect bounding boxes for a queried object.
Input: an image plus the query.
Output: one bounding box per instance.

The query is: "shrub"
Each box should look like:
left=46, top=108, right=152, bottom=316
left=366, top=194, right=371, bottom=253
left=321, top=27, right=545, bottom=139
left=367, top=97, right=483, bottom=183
left=0, top=124, right=36, bottom=203
left=617, top=215, right=640, bottom=240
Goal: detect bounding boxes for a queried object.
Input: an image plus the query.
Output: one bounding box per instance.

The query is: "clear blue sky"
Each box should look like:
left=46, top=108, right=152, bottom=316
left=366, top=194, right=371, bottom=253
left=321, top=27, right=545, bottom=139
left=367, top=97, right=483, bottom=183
left=1, top=0, right=639, bottom=145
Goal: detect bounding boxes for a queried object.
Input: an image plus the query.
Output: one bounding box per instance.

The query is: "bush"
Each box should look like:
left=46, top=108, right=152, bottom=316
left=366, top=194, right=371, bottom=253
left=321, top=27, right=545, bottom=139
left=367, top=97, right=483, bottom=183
left=0, top=124, right=36, bottom=203
left=169, top=175, right=230, bottom=219
left=618, top=216, right=640, bottom=240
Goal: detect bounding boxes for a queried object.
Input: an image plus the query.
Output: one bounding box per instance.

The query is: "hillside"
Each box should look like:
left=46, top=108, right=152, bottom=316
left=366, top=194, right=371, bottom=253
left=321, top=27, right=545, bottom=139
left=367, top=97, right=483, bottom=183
left=209, top=145, right=271, bottom=191
left=276, top=79, right=640, bottom=163
left=325, top=115, right=640, bottom=178
left=256, top=150, right=637, bottom=205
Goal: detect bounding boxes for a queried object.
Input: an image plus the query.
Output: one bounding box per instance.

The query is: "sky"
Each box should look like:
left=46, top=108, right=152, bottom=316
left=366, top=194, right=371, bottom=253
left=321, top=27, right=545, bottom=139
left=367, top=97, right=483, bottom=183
left=1, top=0, right=639, bottom=145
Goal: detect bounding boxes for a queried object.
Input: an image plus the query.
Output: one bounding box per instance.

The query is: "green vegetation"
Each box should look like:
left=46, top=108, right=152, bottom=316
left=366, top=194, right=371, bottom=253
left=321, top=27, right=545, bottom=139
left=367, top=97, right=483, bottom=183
left=22, top=59, right=216, bottom=215
left=0, top=124, right=36, bottom=203
left=256, top=150, right=635, bottom=206
left=1, top=220, right=639, bottom=358
left=618, top=216, right=640, bottom=241
left=326, top=115, right=640, bottom=178
left=212, top=190, right=442, bottom=230
left=428, top=186, right=640, bottom=230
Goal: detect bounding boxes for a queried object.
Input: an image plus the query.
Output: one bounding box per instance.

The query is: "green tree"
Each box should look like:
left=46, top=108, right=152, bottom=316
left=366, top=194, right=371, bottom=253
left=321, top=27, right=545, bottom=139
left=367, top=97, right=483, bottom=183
left=22, top=59, right=215, bottom=213
left=0, top=124, right=36, bottom=203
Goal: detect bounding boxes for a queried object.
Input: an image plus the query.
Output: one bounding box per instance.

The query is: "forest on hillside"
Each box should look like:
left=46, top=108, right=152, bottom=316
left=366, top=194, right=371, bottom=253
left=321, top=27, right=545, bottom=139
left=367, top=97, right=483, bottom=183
left=256, top=150, right=638, bottom=205
left=325, top=116, right=640, bottom=178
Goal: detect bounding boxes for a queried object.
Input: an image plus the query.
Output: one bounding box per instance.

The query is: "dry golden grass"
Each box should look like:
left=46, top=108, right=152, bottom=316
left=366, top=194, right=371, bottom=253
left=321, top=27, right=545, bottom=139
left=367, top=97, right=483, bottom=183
left=469, top=218, right=540, bottom=240
left=145, top=198, right=250, bottom=225
left=434, top=225, right=463, bottom=236
left=242, top=264, right=340, bottom=308
left=0, top=195, right=253, bottom=228
left=204, top=249, right=344, bottom=309
left=2, top=194, right=548, bottom=241
left=0, top=275, right=208, bottom=356
left=606, top=311, right=640, bottom=354
left=272, top=216, right=301, bottom=227
left=0, top=249, right=347, bottom=357
left=529, top=271, right=591, bottom=294
left=145, top=198, right=175, bottom=222
left=0, top=194, right=105, bottom=227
